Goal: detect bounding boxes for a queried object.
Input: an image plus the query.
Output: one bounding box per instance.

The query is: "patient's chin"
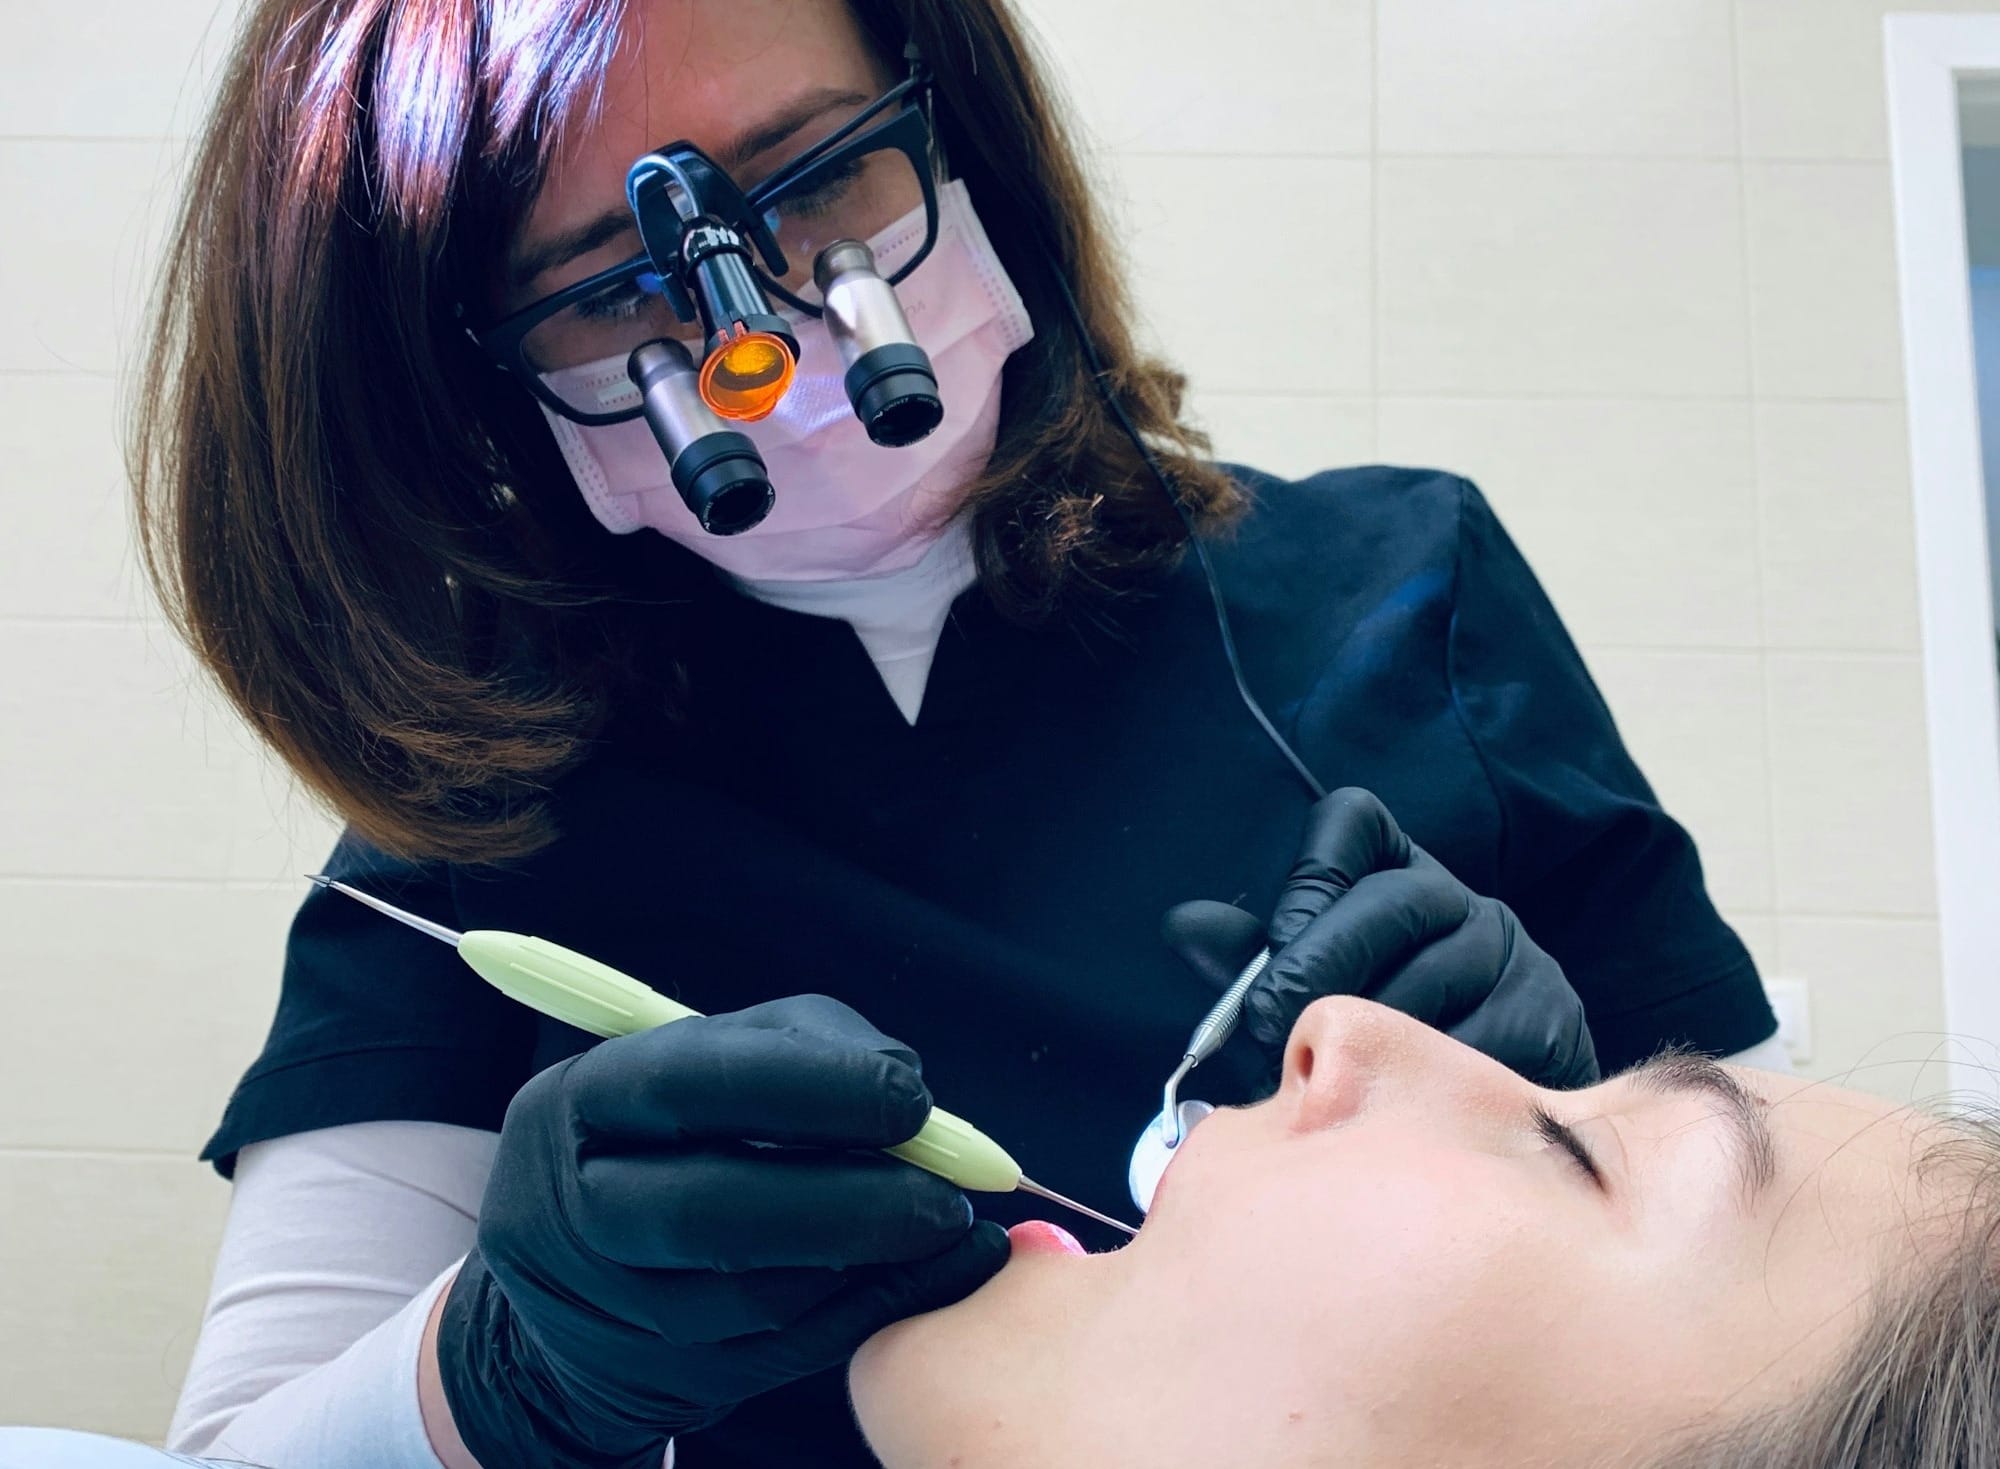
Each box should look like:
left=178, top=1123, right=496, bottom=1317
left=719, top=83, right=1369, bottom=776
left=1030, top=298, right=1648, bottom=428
left=848, top=1321, right=899, bottom=1422
left=851, top=1308, right=923, bottom=1392
left=850, top=1252, right=1042, bottom=1460
left=856, top=1225, right=1081, bottom=1377
left=852, top=1229, right=1122, bottom=1464
left=850, top=1307, right=955, bottom=1467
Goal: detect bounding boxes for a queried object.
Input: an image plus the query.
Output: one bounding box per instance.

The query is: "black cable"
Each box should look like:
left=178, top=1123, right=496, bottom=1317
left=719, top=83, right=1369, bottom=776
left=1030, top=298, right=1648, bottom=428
left=1043, top=263, right=1328, bottom=804
left=1177, top=525, right=1328, bottom=803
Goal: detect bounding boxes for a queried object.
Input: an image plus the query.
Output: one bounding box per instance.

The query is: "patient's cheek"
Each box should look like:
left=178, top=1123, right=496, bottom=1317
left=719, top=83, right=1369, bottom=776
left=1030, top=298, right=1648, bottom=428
left=1164, top=1126, right=1508, bottom=1275
left=1154, top=1136, right=1572, bottom=1382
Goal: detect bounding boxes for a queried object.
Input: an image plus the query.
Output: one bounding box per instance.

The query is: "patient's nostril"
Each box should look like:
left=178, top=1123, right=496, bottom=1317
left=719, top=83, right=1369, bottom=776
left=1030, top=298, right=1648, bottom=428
left=1294, top=1041, right=1316, bottom=1085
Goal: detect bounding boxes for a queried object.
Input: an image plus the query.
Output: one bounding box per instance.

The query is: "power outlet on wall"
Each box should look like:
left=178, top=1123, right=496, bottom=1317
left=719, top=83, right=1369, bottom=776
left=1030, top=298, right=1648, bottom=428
left=1765, top=978, right=1813, bottom=1067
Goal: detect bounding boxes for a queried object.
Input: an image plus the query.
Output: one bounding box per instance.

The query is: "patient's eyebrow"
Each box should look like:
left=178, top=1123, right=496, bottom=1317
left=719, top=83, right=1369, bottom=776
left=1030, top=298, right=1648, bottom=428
left=1626, top=1052, right=1779, bottom=1208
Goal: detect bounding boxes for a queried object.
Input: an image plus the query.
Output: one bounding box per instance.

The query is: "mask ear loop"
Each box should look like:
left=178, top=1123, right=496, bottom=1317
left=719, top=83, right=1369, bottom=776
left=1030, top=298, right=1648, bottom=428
left=1042, top=255, right=1329, bottom=804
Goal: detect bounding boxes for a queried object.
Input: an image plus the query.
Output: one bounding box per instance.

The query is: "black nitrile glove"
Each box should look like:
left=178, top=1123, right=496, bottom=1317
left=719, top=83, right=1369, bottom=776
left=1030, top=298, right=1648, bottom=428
left=1167, top=788, right=1598, bottom=1091
left=435, top=994, right=1008, bottom=1469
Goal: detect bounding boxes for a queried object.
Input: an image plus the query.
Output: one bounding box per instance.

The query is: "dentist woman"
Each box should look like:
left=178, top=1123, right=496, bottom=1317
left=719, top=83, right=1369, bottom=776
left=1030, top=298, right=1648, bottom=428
left=132, top=1, right=1781, bottom=1464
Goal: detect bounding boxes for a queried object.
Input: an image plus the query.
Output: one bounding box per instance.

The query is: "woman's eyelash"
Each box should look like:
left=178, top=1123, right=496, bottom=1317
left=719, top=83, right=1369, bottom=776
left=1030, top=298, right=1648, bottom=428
left=770, top=161, right=865, bottom=221
left=1531, top=1103, right=1604, bottom=1190
left=571, top=288, right=647, bottom=323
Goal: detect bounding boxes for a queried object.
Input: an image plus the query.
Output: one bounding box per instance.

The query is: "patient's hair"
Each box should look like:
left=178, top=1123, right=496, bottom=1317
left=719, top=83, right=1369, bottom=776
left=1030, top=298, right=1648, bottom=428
left=1655, top=1115, right=2000, bottom=1468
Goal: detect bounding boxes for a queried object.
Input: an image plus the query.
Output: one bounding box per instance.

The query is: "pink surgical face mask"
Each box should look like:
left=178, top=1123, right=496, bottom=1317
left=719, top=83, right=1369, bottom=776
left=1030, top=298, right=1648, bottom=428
left=541, top=180, right=1034, bottom=582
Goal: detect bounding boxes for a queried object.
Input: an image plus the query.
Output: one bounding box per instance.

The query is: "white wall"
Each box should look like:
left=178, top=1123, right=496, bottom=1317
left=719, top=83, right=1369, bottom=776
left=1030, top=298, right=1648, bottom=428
left=0, top=2, right=343, bottom=1439
left=0, top=0, right=1983, bottom=1442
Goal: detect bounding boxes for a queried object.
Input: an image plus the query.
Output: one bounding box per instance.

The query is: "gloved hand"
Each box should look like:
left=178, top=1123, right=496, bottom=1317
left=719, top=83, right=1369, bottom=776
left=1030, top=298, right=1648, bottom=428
left=1167, top=788, right=1598, bottom=1091
left=435, top=994, right=1008, bottom=1469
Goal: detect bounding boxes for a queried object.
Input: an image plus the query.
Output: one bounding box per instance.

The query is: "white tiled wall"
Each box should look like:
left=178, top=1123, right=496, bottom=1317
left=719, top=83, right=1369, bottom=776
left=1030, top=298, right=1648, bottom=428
left=0, top=0, right=1976, bottom=1442
left=1, top=1, right=346, bottom=1437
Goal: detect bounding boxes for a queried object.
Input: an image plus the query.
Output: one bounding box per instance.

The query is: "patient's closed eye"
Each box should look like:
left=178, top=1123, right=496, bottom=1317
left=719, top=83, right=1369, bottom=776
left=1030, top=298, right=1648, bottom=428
left=1532, top=1103, right=1605, bottom=1191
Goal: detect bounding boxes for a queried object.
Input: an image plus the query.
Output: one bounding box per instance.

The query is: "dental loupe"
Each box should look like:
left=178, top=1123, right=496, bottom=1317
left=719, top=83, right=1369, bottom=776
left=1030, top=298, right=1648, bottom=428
left=467, top=58, right=948, bottom=537
left=608, top=61, right=945, bottom=532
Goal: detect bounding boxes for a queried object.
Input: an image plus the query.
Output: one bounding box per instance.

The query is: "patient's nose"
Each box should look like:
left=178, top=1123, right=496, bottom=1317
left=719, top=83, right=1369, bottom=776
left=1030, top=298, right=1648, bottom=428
left=1280, top=996, right=1533, bottom=1134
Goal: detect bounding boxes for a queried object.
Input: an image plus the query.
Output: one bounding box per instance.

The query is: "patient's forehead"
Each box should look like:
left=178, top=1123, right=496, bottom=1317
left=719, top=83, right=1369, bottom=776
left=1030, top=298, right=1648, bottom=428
left=1740, top=1073, right=1958, bottom=1244
left=1749, top=1072, right=1928, bottom=1160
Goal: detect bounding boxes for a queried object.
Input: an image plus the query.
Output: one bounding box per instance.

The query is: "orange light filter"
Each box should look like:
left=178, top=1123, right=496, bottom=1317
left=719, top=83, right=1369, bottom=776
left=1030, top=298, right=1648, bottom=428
left=699, top=331, right=797, bottom=420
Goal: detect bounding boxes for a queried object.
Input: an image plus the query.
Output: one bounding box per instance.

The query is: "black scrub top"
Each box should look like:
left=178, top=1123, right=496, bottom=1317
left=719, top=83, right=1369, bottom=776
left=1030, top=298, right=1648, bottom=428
left=203, top=465, right=1774, bottom=1467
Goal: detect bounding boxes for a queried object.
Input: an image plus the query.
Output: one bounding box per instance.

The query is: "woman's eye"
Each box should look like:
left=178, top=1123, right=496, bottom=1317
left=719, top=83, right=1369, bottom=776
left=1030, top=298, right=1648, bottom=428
left=1531, top=1104, right=1605, bottom=1191
left=770, top=160, right=865, bottom=223
left=570, top=288, right=647, bottom=324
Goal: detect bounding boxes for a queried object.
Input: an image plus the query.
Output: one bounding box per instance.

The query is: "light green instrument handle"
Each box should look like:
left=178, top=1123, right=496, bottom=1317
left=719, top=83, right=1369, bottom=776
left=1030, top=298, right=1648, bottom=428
left=458, top=930, right=1023, bottom=1194
left=881, top=1105, right=1021, bottom=1194
left=461, top=930, right=701, bottom=1034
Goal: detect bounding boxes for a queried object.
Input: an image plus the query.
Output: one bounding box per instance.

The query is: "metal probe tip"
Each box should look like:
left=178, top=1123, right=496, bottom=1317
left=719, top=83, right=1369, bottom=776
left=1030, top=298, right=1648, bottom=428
left=1017, top=1177, right=1138, bottom=1237
left=307, top=874, right=465, bottom=947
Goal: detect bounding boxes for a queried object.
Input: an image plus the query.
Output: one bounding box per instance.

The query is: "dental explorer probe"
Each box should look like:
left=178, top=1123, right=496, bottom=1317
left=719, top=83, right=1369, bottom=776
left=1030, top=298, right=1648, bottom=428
left=308, top=876, right=1138, bottom=1237
left=1158, top=946, right=1271, bottom=1148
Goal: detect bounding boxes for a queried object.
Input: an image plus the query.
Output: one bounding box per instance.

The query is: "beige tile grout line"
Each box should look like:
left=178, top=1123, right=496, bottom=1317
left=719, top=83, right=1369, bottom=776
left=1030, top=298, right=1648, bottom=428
left=0, top=874, right=304, bottom=888
left=0, top=1144, right=216, bottom=1163
left=1109, top=150, right=1874, bottom=165
left=0, top=134, right=192, bottom=145
left=1580, top=645, right=1922, bottom=660
left=1202, top=389, right=1903, bottom=405
left=1727, top=0, right=1790, bottom=966
left=1370, top=0, right=1382, bottom=448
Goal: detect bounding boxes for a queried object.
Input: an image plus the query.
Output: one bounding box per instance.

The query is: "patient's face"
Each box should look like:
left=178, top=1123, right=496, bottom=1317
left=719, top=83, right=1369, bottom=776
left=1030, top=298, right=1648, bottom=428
left=852, top=998, right=1951, bottom=1469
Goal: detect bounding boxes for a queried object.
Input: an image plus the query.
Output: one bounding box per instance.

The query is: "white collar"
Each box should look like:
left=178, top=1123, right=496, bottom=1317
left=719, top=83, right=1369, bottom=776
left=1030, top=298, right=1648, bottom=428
left=730, top=520, right=979, bottom=721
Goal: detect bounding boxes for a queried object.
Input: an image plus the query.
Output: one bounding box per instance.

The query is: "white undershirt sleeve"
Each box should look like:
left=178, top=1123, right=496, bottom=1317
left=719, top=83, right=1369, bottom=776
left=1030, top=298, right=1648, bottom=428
left=167, top=1121, right=498, bottom=1466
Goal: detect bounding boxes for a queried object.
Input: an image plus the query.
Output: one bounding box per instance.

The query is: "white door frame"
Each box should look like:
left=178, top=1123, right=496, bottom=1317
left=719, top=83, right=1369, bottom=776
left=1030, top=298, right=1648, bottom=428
left=1886, top=15, right=2000, bottom=1103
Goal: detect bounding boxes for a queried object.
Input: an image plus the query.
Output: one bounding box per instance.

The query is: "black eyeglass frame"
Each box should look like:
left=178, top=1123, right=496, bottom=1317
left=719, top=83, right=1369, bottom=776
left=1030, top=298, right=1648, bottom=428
left=465, top=68, right=941, bottom=428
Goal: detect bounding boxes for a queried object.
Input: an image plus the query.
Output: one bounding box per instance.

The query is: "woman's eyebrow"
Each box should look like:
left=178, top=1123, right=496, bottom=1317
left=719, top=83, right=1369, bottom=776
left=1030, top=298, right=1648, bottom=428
left=510, top=212, right=637, bottom=293
left=713, top=86, right=872, bottom=175
left=1626, top=1053, right=1779, bottom=1208
left=507, top=87, right=871, bottom=293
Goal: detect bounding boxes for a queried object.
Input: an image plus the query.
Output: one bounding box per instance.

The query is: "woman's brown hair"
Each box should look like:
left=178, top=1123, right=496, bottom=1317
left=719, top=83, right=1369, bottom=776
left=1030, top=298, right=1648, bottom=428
left=1655, top=1116, right=2000, bottom=1468
left=132, top=0, right=1241, bottom=863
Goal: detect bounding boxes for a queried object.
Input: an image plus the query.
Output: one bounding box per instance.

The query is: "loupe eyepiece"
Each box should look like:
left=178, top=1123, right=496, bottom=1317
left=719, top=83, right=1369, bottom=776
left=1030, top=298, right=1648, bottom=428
left=627, top=340, right=775, bottom=536
left=814, top=240, right=944, bottom=448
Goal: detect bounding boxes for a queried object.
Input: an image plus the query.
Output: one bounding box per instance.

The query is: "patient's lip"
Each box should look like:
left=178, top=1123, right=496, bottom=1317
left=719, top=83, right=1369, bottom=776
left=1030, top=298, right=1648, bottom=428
left=1007, top=1219, right=1085, bottom=1257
